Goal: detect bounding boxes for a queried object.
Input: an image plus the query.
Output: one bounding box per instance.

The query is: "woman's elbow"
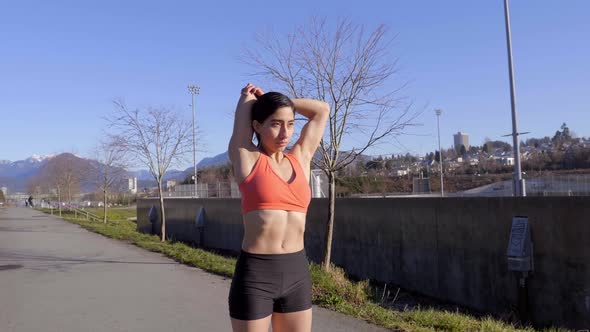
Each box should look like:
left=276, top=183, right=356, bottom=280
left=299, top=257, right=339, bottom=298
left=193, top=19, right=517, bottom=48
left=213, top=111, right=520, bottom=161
left=320, top=101, right=330, bottom=114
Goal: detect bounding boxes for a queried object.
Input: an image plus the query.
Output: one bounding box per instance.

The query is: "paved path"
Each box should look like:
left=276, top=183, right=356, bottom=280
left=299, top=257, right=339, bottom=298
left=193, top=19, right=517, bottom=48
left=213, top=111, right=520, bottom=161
left=0, top=207, right=389, bottom=332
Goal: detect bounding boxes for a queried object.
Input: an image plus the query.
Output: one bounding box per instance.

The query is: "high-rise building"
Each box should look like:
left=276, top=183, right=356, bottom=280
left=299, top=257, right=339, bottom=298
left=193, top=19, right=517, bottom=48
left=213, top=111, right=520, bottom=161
left=454, top=132, right=470, bottom=154
left=128, top=177, right=137, bottom=194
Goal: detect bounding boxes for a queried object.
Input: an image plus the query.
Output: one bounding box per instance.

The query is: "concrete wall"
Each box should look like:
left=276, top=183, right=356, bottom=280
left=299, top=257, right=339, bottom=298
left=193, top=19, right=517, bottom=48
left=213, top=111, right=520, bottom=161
left=137, top=197, right=590, bottom=329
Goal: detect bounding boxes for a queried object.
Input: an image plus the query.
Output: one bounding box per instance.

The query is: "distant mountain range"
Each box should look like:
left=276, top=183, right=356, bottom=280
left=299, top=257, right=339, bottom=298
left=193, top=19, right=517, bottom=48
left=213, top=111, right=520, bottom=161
left=0, top=149, right=366, bottom=194
left=0, top=155, right=55, bottom=192
left=184, top=151, right=230, bottom=174
left=0, top=151, right=231, bottom=194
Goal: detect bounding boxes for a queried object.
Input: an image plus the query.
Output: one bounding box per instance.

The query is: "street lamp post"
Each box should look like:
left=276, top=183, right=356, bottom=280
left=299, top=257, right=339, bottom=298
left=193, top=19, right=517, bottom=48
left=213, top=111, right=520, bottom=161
left=188, top=84, right=200, bottom=198
left=435, top=109, right=444, bottom=197
left=503, top=0, right=526, bottom=197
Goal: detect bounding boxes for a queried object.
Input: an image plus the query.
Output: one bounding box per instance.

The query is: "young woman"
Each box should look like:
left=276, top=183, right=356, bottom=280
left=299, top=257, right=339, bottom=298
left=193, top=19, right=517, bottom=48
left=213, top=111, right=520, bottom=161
left=227, top=83, right=329, bottom=332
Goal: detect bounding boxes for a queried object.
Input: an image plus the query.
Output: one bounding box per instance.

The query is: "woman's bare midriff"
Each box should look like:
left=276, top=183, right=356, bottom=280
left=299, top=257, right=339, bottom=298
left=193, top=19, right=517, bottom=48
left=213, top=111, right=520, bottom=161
left=241, top=209, right=306, bottom=254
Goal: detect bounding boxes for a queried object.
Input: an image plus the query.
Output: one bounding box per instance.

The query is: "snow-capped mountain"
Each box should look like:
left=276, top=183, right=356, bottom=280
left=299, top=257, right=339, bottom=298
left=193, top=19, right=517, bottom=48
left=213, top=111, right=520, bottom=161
left=26, top=154, right=56, bottom=163
left=0, top=155, right=54, bottom=178
left=0, top=155, right=56, bottom=192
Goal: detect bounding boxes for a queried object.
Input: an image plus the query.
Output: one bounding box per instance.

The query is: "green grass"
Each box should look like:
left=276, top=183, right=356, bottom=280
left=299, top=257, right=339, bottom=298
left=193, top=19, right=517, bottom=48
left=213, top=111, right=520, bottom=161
left=84, top=207, right=137, bottom=221
left=38, top=208, right=571, bottom=332
left=42, top=207, right=136, bottom=222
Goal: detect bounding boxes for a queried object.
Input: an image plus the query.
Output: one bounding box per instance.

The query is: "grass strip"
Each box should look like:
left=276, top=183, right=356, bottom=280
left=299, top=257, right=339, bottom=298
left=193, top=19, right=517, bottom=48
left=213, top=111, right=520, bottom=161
left=38, top=208, right=570, bottom=332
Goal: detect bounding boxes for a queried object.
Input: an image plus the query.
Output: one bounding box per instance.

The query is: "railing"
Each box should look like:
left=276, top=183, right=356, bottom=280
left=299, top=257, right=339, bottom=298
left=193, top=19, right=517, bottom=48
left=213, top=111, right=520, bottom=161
left=47, top=203, right=102, bottom=222
left=151, top=177, right=328, bottom=199
left=150, top=182, right=241, bottom=198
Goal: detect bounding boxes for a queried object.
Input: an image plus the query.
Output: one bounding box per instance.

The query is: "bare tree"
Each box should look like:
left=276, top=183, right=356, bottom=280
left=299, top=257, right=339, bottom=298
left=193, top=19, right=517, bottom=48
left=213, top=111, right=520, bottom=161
left=26, top=181, right=42, bottom=198
left=27, top=175, right=59, bottom=213
left=62, top=164, right=81, bottom=206
left=246, top=17, right=418, bottom=270
left=32, top=154, right=82, bottom=216
left=91, top=138, right=127, bottom=223
left=108, top=100, right=192, bottom=241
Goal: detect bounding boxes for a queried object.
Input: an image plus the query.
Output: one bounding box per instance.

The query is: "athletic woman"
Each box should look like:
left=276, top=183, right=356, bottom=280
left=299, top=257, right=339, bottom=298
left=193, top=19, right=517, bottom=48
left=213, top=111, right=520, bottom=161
left=227, top=83, right=329, bottom=332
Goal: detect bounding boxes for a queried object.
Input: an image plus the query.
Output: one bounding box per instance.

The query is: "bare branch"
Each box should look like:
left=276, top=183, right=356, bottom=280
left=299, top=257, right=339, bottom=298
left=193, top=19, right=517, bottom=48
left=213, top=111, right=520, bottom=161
left=106, top=101, right=192, bottom=184
left=245, top=17, right=420, bottom=269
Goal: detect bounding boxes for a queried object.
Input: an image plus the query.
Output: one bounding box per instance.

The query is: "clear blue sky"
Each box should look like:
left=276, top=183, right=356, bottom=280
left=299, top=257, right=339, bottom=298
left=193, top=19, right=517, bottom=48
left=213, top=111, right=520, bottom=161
left=1, top=0, right=588, bottom=168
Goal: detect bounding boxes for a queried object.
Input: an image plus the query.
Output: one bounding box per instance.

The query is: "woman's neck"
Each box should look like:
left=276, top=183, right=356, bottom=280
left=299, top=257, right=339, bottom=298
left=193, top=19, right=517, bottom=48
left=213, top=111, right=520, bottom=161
left=259, top=146, right=285, bottom=161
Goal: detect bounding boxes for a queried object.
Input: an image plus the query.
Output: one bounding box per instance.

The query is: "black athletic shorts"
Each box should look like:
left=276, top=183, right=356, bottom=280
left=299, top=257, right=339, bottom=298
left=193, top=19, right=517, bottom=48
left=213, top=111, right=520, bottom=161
left=228, top=249, right=312, bottom=320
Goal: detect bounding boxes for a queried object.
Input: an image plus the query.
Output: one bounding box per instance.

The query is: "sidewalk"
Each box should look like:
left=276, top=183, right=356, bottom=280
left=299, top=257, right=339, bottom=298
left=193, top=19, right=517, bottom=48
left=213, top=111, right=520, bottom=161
left=0, top=207, right=389, bottom=331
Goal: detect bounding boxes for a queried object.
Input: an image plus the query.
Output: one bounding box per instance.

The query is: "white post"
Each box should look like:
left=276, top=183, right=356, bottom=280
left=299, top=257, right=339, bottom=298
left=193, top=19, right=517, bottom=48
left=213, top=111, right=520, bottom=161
left=503, top=0, right=526, bottom=196
left=188, top=84, right=200, bottom=198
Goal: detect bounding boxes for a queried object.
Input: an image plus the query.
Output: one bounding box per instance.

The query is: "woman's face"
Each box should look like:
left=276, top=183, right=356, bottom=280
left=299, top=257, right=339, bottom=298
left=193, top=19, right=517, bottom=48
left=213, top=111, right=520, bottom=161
left=254, top=106, right=295, bottom=152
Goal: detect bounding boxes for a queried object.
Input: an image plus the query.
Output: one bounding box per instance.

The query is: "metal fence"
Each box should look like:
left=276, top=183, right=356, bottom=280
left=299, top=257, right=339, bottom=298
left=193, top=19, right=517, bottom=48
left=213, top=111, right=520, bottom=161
left=161, top=183, right=241, bottom=198
left=156, top=170, right=329, bottom=199
left=151, top=173, right=590, bottom=199
left=526, top=174, right=590, bottom=196
left=457, top=174, right=590, bottom=197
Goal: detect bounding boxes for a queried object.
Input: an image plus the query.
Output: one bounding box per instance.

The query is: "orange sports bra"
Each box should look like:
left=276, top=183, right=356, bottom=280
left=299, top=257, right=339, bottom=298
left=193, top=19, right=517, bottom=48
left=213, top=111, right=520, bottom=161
left=239, top=151, right=311, bottom=214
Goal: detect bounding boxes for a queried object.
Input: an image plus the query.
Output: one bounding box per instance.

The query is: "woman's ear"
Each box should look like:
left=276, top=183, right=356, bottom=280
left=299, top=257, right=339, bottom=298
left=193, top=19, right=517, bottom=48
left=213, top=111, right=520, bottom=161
left=252, top=120, right=261, bottom=134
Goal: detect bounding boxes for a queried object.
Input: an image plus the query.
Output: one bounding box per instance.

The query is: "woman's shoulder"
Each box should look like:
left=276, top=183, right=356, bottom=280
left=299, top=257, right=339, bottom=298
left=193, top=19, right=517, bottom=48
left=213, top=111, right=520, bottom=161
left=232, top=148, right=263, bottom=184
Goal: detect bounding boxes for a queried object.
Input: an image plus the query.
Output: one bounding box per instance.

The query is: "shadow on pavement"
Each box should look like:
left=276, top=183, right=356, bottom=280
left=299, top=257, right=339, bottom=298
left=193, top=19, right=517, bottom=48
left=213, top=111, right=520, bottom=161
left=1, top=252, right=178, bottom=266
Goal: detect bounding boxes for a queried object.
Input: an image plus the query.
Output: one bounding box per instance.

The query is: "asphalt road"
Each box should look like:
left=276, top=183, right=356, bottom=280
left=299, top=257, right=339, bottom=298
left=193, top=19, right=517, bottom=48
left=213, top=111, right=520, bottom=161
left=0, top=207, right=389, bottom=332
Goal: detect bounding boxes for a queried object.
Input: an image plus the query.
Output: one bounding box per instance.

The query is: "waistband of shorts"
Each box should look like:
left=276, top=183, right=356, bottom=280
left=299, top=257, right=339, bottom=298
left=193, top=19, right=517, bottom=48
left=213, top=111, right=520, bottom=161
left=238, top=248, right=306, bottom=261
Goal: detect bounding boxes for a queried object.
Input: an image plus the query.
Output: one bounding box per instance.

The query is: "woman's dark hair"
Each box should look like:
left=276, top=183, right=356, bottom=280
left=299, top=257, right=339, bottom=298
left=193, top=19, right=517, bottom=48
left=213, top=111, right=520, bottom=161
left=251, top=92, right=295, bottom=146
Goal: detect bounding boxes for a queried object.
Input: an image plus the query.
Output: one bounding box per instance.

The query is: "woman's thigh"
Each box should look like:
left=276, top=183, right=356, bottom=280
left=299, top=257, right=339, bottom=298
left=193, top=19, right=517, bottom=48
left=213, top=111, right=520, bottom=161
left=271, top=308, right=312, bottom=332
left=231, top=315, right=272, bottom=332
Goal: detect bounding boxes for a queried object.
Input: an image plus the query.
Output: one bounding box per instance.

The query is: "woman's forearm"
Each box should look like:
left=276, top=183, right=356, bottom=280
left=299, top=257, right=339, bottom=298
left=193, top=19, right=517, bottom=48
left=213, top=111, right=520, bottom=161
left=292, top=98, right=330, bottom=120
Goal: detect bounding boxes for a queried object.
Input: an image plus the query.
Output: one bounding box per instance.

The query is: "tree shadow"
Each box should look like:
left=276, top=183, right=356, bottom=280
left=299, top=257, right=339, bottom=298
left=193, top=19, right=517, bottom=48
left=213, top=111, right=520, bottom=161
left=0, top=264, right=23, bottom=271
left=0, top=252, right=177, bottom=272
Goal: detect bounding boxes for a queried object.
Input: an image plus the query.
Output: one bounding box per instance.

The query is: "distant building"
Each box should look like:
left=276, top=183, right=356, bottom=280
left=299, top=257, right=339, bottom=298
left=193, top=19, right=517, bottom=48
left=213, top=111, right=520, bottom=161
left=501, top=157, right=515, bottom=166
left=0, top=186, right=7, bottom=196
left=128, top=177, right=137, bottom=194
left=454, top=132, right=470, bottom=154
left=390, top=166, right=409, bottom=177
left=166, top=180, right=178, bottom=190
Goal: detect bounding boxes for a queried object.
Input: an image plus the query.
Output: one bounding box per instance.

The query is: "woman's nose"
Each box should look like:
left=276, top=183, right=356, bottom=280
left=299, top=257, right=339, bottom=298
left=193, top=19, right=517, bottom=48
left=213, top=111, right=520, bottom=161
left=279, top=126, right=288, bottom=137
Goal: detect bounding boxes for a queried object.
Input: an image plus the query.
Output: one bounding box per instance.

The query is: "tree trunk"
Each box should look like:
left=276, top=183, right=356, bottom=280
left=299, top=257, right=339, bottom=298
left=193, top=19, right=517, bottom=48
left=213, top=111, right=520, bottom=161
left=157, top=181, right=166, bottom=242
left=103, top=189, right=108, bottom=223
left=67, top=183, right=71, bottom=206
left=321, top=171, right=336, bottom=271
left=57, top=186, right=62, bottom=217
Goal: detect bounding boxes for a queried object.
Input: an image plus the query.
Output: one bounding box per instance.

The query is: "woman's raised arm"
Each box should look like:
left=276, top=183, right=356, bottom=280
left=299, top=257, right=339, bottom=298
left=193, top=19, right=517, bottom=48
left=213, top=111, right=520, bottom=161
left=292, top=98, right=330, bottom=161
left=228, top=83, right=262, bottom=163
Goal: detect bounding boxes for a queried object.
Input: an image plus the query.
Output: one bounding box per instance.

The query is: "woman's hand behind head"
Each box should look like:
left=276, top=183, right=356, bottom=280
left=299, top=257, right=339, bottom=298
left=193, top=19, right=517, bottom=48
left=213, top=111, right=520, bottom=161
left=241, top=83, right=254, bottom=96
left=241, top=83, right=264, bottom=99
left=253, top=87, right=264, bottom=97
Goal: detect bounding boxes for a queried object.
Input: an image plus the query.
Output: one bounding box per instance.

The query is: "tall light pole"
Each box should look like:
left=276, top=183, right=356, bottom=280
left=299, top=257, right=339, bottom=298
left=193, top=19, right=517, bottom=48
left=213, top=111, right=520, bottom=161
left=435, top=109, right=444, bottom=197
left=503, top=0, right=526, bottom=196
left=188, top=84, right=200, bottom=198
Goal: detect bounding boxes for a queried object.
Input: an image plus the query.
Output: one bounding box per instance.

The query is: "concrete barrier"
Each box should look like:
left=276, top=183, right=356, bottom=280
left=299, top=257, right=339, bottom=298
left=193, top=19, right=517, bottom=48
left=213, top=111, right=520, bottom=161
left=137, top=196, right=590, bottom=329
